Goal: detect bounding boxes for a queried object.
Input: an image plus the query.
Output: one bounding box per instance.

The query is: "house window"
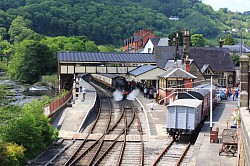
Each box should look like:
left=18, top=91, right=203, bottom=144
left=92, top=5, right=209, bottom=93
left=167, top=80, right=177, bottom=88
left=148, top=48, right=151, bottom=53
left=159, top=79, right=166, bottom=89
left=218, top=72, right=226, bottom=87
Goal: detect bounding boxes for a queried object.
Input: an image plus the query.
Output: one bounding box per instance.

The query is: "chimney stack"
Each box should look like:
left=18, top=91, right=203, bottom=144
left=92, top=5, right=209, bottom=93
left=183, top=29, right=190, bottom=64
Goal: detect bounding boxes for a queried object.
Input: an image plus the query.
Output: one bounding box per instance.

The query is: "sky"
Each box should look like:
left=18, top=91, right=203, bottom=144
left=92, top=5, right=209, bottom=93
left=202, top=0, right=250, bottom=12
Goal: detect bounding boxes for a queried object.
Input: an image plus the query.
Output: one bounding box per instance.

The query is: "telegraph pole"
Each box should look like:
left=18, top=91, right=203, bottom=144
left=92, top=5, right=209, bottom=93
left=210, top=76, right=213, bottom=131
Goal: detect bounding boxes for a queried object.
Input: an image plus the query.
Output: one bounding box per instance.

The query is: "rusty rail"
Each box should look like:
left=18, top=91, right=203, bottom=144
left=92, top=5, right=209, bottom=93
left=136, top=111, right=144, bottom=166
left=175, top=142, right=191, bottom=166
left=152, top=139, right=174, bottom=166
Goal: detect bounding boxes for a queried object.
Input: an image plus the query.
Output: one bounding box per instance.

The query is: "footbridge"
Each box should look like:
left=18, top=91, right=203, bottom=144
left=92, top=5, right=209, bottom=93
left=57, top=52, right=155, bottom=90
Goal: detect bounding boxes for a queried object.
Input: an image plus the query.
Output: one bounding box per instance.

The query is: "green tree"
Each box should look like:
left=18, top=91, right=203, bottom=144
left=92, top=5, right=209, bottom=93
left=232, top=53, right=239, bottom=66
left=0, top=85, right=10, bottom=106
left=3, top=112, right=45, bottom=159
left=98, top=45, right=117, bottom=52
left=1, top=143, right=26, bottom=166
left=8, top=40, right=54, bottom=83
left=191, top=34, right=207, bottom=47
left=224, top=34, right=235, bottom=45
left=85, top=41, right=99, bottom=52
left=2, top=97, right=57, bottom=159
left=0, top=40, right=13, bottom=68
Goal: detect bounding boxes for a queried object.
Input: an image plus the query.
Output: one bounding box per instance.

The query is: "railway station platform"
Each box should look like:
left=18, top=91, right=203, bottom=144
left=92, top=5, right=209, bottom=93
left=135, top=92, right=168, bottom=138
left=52, top=82, right=239, bottom=165
left=191, top=100, right=238, bottom=165
left=135, top=92, right=239, bottom=165
left=51, top=80, right=96, bottom=139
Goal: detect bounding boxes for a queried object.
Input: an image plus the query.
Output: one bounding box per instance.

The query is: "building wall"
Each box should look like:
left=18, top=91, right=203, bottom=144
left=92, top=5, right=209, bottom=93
left=123, top=30, right=157, bottom=52
left=189, top=63, right=205, bottom=86
left=143, top=40, right=154, bottom=53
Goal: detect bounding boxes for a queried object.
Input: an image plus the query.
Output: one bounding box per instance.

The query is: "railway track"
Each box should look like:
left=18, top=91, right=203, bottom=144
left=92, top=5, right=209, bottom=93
left=152, top=137, right=191, bottom=166
left=28, top=83, right=174, bottom=166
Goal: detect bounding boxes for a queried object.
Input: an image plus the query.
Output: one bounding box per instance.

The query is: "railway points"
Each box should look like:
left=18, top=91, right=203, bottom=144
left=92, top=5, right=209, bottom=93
left=45, top=78, right=238, bottom=165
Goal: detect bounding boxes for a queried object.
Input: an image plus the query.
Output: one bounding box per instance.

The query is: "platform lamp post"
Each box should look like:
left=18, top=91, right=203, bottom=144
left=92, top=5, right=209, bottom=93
left=72, top=74, right=76, bottom=105
left=210, top=76, right=213, bottom=132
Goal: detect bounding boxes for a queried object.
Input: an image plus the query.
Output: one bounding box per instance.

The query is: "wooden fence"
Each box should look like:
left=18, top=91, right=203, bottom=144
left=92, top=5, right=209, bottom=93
left=44, top=89, right=73, bottom=117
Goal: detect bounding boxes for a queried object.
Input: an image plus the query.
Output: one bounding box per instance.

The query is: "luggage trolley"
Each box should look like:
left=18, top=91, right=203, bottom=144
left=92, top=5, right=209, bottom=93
left=219, top=129, right=238, bottom=156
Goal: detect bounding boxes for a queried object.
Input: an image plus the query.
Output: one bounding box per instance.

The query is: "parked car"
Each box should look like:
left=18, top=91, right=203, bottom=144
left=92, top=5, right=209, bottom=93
left=216, top=90, right=227, bottom=100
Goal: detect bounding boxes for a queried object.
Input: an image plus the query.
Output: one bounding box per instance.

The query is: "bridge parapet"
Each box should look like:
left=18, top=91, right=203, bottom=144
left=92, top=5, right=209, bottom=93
left=239, top=108, right=250, bottom=166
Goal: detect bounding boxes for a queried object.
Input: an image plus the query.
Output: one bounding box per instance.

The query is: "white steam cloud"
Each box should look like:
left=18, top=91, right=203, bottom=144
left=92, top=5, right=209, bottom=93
left=126, top=89, right=139, bottom=101
left=113, top=90, right=123, bottom=101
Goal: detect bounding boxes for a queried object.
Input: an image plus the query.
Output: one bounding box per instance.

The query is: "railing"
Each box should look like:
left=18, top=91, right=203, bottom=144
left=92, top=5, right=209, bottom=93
left=44, top=89, right=73, bottom=117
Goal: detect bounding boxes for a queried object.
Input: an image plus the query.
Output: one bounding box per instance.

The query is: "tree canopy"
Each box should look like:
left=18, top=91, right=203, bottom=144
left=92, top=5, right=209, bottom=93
left=191, top=34, right=207, bottom=47
left=0, top=0, right=249, bottom=46
left=0, top=95, right=58, bottom=165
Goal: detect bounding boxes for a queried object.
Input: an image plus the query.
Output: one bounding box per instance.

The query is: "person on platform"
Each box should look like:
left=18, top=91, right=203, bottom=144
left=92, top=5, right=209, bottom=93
left=144, top=87, right=148, bottom=98
left=149, top=101, right=154, bottom=110
left=82, top=86, right=86, bottom=101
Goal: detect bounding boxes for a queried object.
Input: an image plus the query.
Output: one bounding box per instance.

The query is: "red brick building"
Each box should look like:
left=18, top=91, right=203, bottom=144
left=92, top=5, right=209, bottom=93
left=123, top=29, right=158, bottom=53
left=157, top=63, right=197, bottom=104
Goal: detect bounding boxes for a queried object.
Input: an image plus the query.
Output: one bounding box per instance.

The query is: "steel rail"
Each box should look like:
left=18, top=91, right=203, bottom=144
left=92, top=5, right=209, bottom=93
left=64, top=85, right=112, bottom=166
left=92, top=129, right=125, bottom=166
left=108, top=101, right=124, bottom=132
left=135, top=111, right=144, bottom=166
left=175, top=142, right=191, bottom=166
left=152, top=139, right=174, bottom=166
left=117, top=100, right=136, bottom=166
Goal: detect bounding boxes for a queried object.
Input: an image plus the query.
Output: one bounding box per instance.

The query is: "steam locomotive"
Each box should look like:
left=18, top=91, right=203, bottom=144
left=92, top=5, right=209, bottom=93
left=91, top=74, right=133, bottom=98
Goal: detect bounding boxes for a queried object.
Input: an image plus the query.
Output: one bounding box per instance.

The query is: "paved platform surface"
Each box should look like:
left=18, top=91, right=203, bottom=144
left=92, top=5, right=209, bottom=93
left=51, top=80, right=96, bottom=138
left=192, top=99, right=238, bottom=165
left=134, top=92, right=239, bottom=165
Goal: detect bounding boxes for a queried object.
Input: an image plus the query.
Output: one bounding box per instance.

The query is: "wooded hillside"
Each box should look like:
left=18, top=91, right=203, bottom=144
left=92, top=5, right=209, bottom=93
left=0, top=0, right=250, bottom=45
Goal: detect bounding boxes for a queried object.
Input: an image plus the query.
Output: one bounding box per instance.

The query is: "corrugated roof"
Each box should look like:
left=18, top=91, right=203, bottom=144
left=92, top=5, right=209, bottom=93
left=58, top=52, right=156, bottom=63
left=167, top=99, right=202, bottom=108
left=158, top=67, right=197, bottom=79
left=129, top=65, right=157, bottom=76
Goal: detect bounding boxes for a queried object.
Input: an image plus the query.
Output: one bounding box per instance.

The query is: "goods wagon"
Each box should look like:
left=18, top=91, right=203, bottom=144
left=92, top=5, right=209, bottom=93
left=166, top=99, right=203, bottom=139
left=177, top=84, right=216, bottom=122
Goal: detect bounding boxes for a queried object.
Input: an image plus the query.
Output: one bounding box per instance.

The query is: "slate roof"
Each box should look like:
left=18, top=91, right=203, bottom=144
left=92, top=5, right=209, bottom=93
left=150, top=38, right=160, bottom=46
left=200, top=64, right=210, bottom=73
left=189, top=47, right=235, bottom=72
left=157, top=38, right=169, bottom=46
left=155, top=46, right=176, bottom=68
left=129, top=65, right=158, bottom=76
left=158, top=67, right=197, bottom=79
left=165, top=60, right=185, bottom=70
left=155, top=46, right=235, bottom=72
left=222, top=43, right=250, bottom=53
left=58, top=52, right=156, bottom=63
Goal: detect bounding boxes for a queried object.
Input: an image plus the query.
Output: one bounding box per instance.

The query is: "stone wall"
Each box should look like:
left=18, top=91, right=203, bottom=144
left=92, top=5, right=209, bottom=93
left=239, top=55, right=250, bottom=166
left=239, top=108, right=250, bottom=166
